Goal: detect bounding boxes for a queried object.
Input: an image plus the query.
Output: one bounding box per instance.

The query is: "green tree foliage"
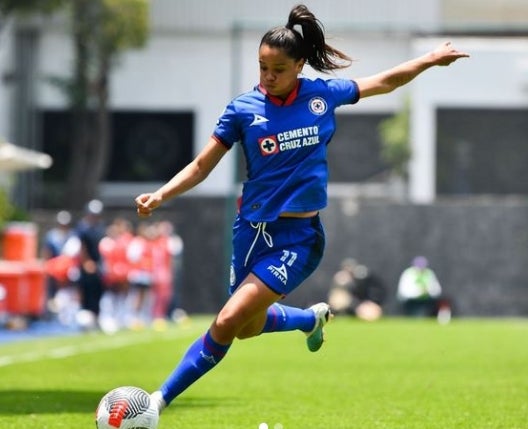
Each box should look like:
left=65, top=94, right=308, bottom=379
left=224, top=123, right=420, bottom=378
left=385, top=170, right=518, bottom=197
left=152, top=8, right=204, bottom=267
left=378, top=100, right=411, bottom=178
left=0, top=0, right=66, bottom=32
left=101, top=0, right=150, bottom=53
left=0, top=0, right=66, bottom=15
left=0, top=188, right=13, bottom=226
left=1, top=0, right=150, bottom=209
left=63, top=0, right=150, bottom=208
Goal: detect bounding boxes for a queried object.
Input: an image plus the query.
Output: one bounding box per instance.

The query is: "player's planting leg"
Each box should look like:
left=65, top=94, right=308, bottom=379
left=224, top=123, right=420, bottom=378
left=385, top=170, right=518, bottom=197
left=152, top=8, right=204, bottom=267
left=151, top=330, right=231, bottom=412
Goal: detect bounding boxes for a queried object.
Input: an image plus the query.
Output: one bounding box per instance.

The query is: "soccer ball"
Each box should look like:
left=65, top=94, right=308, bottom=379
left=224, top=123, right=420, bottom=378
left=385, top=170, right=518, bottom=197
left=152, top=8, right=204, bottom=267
left=95, top=386, right=159, bottom=429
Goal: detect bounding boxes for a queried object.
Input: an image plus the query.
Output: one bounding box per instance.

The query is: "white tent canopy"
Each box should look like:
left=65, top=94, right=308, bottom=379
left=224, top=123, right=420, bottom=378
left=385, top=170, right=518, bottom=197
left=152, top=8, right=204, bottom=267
left=0, top=141, right=52, bottom=172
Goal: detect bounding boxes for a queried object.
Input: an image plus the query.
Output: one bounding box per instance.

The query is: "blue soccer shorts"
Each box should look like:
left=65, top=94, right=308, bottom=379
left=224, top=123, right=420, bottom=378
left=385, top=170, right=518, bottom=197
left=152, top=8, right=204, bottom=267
left=229, top=214, right=325, bottom=296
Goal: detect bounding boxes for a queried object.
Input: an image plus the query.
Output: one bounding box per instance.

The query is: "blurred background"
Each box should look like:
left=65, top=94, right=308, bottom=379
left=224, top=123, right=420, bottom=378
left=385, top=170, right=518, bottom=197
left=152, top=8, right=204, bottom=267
left=0, top=0, right=527, bottom=327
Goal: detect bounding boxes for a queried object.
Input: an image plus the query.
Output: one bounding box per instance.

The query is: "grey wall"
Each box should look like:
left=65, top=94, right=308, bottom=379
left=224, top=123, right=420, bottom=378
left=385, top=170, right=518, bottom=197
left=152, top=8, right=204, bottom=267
left=33, top=197, right=528, bottom=317
left=316, top=198, right=528, bottom=317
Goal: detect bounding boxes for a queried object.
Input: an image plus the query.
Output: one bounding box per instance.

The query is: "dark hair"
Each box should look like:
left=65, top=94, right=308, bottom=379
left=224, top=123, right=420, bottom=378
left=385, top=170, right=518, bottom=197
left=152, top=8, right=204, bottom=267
left=260, top=4, right=351, bottom=73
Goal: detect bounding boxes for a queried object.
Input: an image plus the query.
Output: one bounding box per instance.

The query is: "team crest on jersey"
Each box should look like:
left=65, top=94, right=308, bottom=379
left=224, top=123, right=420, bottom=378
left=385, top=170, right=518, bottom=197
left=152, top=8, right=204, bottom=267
left=259, top=136, right=279, bottom=156
left=309, top=97, right=327, bottom=115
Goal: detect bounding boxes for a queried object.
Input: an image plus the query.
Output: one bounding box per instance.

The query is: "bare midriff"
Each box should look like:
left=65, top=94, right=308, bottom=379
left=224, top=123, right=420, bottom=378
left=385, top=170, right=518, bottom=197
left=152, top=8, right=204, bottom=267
left=279, top=210, right=319, bottom=218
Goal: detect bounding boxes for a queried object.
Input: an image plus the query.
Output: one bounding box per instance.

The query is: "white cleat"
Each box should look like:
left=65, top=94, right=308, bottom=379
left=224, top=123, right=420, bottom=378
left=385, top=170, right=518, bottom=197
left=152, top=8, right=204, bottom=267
left=305, top=302, right=332, bottom=352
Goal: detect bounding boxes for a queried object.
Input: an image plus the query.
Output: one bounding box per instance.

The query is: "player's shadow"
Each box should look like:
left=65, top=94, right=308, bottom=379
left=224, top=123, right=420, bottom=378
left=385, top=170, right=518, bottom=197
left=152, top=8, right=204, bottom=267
left=0, top=390, right=104, bottom=415
left=0, top=390, right=234, bottom=414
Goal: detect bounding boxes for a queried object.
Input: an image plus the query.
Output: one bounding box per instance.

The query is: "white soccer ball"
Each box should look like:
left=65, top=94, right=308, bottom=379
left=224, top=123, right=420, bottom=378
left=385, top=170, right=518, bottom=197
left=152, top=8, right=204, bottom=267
left=95, top=386, right=159, bottom=429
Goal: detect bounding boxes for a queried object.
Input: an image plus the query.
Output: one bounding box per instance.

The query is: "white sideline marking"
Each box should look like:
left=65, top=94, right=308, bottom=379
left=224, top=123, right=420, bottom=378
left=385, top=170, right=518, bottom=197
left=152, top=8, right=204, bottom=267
left=0, top=326, right=203, bottom=368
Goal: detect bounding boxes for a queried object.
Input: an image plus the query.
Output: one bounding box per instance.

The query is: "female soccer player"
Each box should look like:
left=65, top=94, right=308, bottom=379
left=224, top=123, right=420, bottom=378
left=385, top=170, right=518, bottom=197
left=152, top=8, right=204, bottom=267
left=135, top=4, right=469, bottom=412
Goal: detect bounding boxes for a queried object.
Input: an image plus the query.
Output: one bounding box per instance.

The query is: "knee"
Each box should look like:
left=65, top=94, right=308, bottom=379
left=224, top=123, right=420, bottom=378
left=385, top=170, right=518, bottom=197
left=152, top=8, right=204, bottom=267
left=215, top=311, right=236, bottom=331
left=212, top=309, right=243, bottom=342
left=214, top=308, right=259, bottom=341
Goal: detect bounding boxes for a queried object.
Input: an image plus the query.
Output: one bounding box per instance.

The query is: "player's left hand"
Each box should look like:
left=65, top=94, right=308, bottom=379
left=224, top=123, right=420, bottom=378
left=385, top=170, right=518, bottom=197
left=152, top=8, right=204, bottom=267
left=432, top=41, right=470, bottom=66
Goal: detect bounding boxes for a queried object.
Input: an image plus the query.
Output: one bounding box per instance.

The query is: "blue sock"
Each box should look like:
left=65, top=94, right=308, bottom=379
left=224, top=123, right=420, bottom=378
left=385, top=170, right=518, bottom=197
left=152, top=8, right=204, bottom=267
left=260, top=303, right=315, bottom=334
left=160, top=330, right=231, bottom=405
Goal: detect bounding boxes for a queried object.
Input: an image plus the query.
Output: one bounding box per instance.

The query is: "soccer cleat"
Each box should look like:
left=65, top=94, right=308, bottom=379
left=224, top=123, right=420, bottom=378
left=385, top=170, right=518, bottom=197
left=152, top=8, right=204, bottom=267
left=305, top=302, right=332, bottom=352
left=150, top=390, right=167, bottom=414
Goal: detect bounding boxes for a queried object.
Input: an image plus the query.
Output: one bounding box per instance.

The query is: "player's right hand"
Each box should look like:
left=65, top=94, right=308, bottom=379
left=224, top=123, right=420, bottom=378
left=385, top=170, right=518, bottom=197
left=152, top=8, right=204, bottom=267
left=135, top=192, right=162, bottom=218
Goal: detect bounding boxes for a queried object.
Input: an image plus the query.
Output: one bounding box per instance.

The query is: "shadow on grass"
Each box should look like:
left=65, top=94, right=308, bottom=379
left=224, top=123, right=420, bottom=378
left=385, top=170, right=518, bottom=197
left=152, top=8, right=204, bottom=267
left=0, top=389, right=234, bottom=415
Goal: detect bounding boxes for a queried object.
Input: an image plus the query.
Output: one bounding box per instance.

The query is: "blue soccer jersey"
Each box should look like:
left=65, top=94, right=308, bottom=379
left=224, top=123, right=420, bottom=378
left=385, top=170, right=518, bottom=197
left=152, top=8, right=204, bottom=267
left=213, top=77, right=360, bottom=222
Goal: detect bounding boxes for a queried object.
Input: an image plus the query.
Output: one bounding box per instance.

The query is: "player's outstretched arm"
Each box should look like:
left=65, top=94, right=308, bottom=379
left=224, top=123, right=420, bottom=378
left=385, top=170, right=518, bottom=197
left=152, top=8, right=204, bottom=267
left=356, top=41, right=470, bottom=98
left=135, top=137, right=228, bottom=218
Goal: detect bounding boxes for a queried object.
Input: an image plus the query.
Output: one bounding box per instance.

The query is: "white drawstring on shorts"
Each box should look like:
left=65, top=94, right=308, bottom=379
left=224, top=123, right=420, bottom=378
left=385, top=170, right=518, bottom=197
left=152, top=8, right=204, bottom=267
left=244, top=222, right=274, bottom=266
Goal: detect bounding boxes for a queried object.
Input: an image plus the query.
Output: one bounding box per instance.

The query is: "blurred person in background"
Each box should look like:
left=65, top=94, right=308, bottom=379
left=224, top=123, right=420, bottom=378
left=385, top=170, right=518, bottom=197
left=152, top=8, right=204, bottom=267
left=164, top=222, right=186, bottom=324
left=397, top=255, right=451, bottom=322
left=134, top=3, right=468, bottom=414
left=69, top=199, right=107, bottom=329
left=41, top=210, right=75, bottom=317
left=126, top=221, right=156, bottom=329
left=98, top=217, right=135, bottom=333
left=150, top=220, right=180, bottom=331
left=41, top=210, right=74, bottom=260
left=328, top=258, right=386, bottom=321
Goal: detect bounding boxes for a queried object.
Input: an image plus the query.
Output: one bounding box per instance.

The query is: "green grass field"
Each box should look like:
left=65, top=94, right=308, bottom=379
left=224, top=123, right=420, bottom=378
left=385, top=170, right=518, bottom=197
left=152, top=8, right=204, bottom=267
left=0, top=316, right=526, bottom=429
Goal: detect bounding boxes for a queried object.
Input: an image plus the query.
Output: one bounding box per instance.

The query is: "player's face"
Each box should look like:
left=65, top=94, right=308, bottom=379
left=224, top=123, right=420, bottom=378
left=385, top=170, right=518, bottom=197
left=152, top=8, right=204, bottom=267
left=258, top=44, right=304, bottom=99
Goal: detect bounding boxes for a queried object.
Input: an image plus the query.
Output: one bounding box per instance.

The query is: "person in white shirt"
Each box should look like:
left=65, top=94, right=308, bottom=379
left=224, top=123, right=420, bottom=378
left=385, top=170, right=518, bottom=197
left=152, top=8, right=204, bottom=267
left=397, top=256, right=445, bottom=317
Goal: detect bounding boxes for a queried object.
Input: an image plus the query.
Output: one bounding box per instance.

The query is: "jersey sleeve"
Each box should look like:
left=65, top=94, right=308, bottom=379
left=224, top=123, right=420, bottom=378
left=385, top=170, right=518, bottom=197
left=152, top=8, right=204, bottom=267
left=325, top=79, right=360, bottom=106
left=212, top=100, right=240, bottom=150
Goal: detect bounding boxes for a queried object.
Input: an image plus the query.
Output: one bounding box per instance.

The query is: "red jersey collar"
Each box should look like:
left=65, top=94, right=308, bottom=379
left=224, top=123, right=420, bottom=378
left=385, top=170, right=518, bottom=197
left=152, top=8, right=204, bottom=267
left=258, top=80, right=301, bottom=106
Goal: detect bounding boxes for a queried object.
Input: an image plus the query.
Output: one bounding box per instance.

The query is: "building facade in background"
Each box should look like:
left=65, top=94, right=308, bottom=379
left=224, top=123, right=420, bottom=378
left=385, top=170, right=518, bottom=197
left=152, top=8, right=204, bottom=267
left=0, top=0, right=526, bottom=207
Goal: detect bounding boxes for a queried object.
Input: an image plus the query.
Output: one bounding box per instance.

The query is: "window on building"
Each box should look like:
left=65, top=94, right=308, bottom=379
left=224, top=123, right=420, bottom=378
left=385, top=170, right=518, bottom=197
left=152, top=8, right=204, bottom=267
left=41, top=110, right=194, bottom=183
left=328, top=113, right=391, bottom=182
left=437, top=108, right=528, bottom=195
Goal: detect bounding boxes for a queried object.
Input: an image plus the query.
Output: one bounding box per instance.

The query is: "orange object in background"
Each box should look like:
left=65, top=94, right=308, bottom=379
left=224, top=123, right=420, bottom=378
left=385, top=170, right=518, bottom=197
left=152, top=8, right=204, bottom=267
left=2, top=222, right=38, bottom=261
left=0, top=261, right=26, bottom=315
left=44, top=254, right=76, bottom=284
left=0, top=260, right=46, bottom=317
left=24, top=260, right=46, bottom=316
left=0, top=282, right=6, bottom=321
left=0, top=223, right=47, bottom=317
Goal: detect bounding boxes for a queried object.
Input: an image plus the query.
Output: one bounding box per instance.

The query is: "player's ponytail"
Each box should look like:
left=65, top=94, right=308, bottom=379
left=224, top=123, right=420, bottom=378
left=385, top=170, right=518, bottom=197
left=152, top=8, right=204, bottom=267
left=260, top=4, right=351, bottom=73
